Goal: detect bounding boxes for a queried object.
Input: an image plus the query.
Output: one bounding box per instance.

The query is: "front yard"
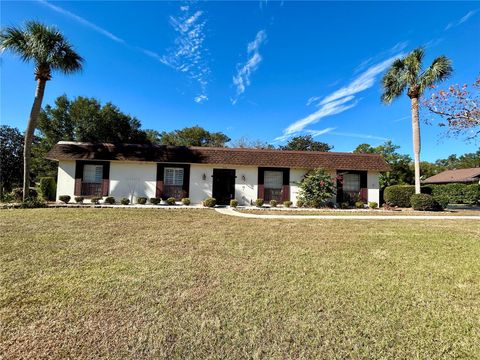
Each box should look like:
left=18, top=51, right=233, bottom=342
left=1, top=208, right=479, bottom=359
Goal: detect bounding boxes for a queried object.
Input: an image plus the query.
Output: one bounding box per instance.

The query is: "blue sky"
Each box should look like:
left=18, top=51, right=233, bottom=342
left=1, top=1, right=479, bottom=161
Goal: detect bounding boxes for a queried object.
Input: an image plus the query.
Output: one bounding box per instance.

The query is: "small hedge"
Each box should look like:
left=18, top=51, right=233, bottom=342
left=296, top=199, right=304, bottom=208
left=203, top=197, right=216, bottom=207
left=283, top=200, right=292, bottom=208
left=91, top=196, right=101, bottom=204
left=425, top=183, right=480, bottom=205
left=384, top=185, right=416, bottom=207
left=150, top=197, right=161, bottom=205
left=39, top=177, right=56, bottom=201
left=12, top=187, right=38, bottom=201
left=368, top=201, right=378, bottom=209
left=230, top=199, right=238, bottom=208
left=120, top=198, right=130, bottom=205
left=255, top=198, right=264, bottom=207
left=20, top=198, right=46, bottom=208
left=59, top=195, right=71, bottom=204
left=181, top=198, right=191, bottom=205
left=269, top=199, right=278, bottom=207
left=166, top=197, right=176, bottom=205
left=75, top=196, right=84, bottom=204
left=410, top=193, right=442, bottom=211
left=104, top=196, right=115, bottom=204
left=355, top=201, right=365, bottom=209
left=137, top=197, right=147, bottom=205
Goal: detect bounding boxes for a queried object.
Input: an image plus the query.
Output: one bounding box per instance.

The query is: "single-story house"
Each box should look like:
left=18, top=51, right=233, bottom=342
left=423, top=168, right=480, bottom=185
left=47, top=142, right=390, bottom=205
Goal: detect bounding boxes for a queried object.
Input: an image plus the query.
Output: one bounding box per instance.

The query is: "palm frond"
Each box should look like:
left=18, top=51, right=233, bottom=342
left=419, top=55, right=453, bottom=93
left=403, top=47, right=424, bottom=85
left=381, top=58, right=407, bottom=103
left=0, top=26, right=33, bottom=62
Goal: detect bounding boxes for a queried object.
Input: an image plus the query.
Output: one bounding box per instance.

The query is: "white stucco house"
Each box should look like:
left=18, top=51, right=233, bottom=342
left=47, top=142, right=390, bottom=205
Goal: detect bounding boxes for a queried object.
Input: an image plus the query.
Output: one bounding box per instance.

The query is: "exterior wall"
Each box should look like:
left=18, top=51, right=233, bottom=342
left=289, top=168, right=308, bottom=205
left=56, top=160, right=76, bottom=201
left=367, top=171, right=380, bottom=204
left=109, top=161, right=157, bottom=202
left=189, top=164, right=257, bottom=205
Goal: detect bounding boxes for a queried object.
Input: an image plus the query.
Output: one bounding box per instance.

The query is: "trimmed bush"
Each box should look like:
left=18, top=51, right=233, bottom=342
left=269, top=199, right=278, bottom=207
left=255, top=198, right=264, bottom=207
left=355, top=201, right=365, bottom=209
left=230, top=199, right=238, bottom=208
left=39, top=177, right=56, bottom=201
left=20, top=198, right=46, bottom=208
left=283, top=200, right=292, bottom=208
left=137, top=197, right=147, bottom=205
left=181, top=198, right=191, bottom=206
left=166, top=197, right=176, bottom=205
left=75, top=196, right=84, bottom=204
left=325, top=201, right=335, bottom=209
left=296, top=199, right=304, bottom=208
left=59, top=195, right=71, bottom=204
left=12, top=187, right=38, bottom=201
left=368, top=201, right=378, bottom=209
left=297, top=168, right=336, bottom=207
left=150, top=197, right=161, bottom=205
left=120, top=198, right=130, bottom=205
left=410, top=193, right=442, bottom=211
left=340, top=202, right=350, bottom=209
left=425, top=183, right=480, bottom=206
left=91, top=196, right=101, bottom=204
left=384, top=185, right=416, bottom=207
left=104, top=196, right=115, bottom=204
left=203, top=197, right=216, bottom=207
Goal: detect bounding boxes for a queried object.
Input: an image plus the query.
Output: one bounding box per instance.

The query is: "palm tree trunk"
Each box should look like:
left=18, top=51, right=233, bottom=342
left=410, top=96, right=421, bottom=194
left=23, top=78, right=47, bottom=201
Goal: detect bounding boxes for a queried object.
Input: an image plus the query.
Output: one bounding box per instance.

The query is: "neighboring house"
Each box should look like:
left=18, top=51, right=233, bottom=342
left=47, top=142, right=390, bottom=205
left=423, top=168, right=480, bottom=185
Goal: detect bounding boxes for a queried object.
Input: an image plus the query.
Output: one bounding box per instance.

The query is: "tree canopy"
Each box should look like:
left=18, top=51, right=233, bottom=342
left=0, top=126, right=24, bottom=193
left=157, top=126, right=231, bottom=147
left=280, top=135, right=332, bottom=152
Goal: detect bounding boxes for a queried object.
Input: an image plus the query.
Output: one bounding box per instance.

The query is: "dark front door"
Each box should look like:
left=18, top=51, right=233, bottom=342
left=212, top=169, right=236, bottom=205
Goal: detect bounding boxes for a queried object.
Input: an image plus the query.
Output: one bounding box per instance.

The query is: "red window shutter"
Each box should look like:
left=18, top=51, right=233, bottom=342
left=281, top=185, right=290, bottom=201
left=360, top=188, right=368, bottom=202
left=101, top=162, right=110, bottom=196
left=74, top=161, right=83, bottom=196
left=258, top=184, right=265, bottom=199
left=156, top=164, right=164, bottom=198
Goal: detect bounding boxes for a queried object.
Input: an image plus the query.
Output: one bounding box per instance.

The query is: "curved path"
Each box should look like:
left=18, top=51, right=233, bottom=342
left=215, top=207, right=480, bottom=220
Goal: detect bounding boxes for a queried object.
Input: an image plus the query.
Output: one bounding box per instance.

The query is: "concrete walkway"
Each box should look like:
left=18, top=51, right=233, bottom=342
left=215, top=207, right=480, bottom=220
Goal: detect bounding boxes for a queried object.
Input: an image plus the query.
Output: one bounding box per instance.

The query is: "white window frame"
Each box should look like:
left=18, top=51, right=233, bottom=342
left=164, top=167, right=184, bottom=186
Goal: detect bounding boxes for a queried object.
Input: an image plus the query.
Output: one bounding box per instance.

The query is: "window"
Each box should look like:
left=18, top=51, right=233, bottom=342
left=81, top=164, right=103, bottom=196
left=264, top=170, right=283, bottom=202
left=164, top=167, right=184, bottom=199
left=342, top=173, right=360, bottom=192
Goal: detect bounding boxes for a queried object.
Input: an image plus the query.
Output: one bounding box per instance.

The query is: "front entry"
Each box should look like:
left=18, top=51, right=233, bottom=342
left=212, top=169, right=236, bottom=205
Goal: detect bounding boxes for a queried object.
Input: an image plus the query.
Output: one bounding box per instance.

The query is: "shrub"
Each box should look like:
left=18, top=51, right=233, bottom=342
left=230, top=199, right=238, bottom=208
left=297, top=168, right=336, bottom=207
left=59, top=195, right=71, bottom=204
left=166, top=197, right=176, bottom=205
left=150, top=197, right=161, bottom=205
left=39, top=177, right=56, bottom=201
left=75, top=196, right=84, bottom=204
left=355, top=201, right=365, bottom=209
left=269, top=199, right=278, bottom=207
left=91, top=196, right=101, bottom=204
left=410, top=193, right=442, bottom=211
left=0, top=193, right=15, bottom=203
left=104, top=196, right=115, bottom=204
left=12, top=187, right=38, bottom=201
left=203, top=197, right=216, bottom=207
left=384, top=185, right=416, bottom=207
left=120, top=198, right=130, bottom=205
left=137, top=197, right=147, bottom=205
left=181, top=198, right=191, bottom=205
left=368, top=201, right=378, bottom=209
left=283, top=200, right=292, bottom=208
left=20, top=198, right=46, bottom=208
left=255, top=198, right=264, bottom=207
left=340, top=202, right=350, bottom=209
left=325, top=201, right=335, bottom=209
left=296, top=199, right=304, bottom=208
left=426, top=183, right=480, bottom=206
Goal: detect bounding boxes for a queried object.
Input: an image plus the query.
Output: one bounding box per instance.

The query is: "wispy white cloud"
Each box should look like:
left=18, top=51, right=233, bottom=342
left=164, top=5, right=210, bottom=103
left=306, top=96, right=321, bottom=106
left=445, top=10, right=477, bottom=30
left=276, top=52, right=404, bottom=142
left=37, top=0, right=168, bottom=65
left=354, top=41, right=408, bottom=74
left=231, top=30, right=267, bottom=104
left=305, top=128, right=336, bottom=137
left=392, top=115, right=409, bottom=123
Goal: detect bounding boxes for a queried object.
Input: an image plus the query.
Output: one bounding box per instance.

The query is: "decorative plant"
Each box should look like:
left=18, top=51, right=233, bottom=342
left=91, top=196, right=101, bottom=205
left=269, top=199, right=278, bottom=207
left=58, top=195, right=70, bottom=204
left=120, top=198, right=130, bottom=205
left=75, top=196, right=84, bottom=204
left=230, top=199, right=238, bottom=208
left=283, top=200, right=292, bottom=208
left=203, top=197, right=216, bottom=207
left=181, top=198, right=191, bottom=205
left=137, top=197, right=147, bottom=205
left=368, top=201, right=378, bottom=209
left=104, top=196, right=115, bottom=204
left=166, top=197, right=176, bottom=206
left=255, top=198, right=264, bottom=207
left=150, top=197, right=161, bottom=205
left=297, top=168, right=336, bottom=208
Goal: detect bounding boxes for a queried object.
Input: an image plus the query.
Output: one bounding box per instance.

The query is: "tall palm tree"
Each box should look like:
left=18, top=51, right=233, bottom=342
left=381, top=48, right=452, bottom=194
left=1, top=21, right=83, bottom=200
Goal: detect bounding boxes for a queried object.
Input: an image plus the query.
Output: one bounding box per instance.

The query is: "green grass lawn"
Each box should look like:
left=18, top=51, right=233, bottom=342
left=238, top=208, right=480, bottom=216
left=1, top=209, right=479, bottom=359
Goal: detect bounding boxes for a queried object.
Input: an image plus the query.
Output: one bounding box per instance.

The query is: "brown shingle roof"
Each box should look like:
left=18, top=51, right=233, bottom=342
left=423, top=168, right=480, bottom=184
left=46, top=141, right=391, bottom=171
